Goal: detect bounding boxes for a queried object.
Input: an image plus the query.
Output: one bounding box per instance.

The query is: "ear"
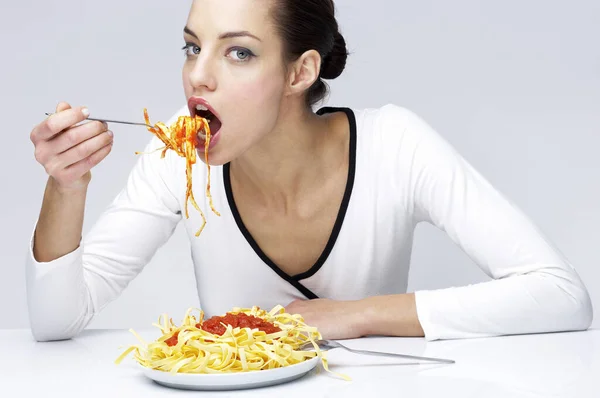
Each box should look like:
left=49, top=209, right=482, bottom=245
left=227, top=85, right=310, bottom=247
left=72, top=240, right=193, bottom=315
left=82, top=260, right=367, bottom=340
left=285, top=50, right=321, bottom=97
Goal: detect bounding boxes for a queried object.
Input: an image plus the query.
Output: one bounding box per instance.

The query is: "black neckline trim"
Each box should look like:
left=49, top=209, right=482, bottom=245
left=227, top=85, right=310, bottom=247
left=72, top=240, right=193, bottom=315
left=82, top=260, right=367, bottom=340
left=223, top=106, right=357, bottom=299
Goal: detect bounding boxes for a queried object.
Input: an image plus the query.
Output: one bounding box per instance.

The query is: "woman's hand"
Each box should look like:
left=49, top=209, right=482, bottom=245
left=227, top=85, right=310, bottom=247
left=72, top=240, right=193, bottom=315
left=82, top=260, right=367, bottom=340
left=30, top=102, right=114, bottom=192
left=285, top=298, right=367, bottom=340
left=286, top=294, right=425, bottom=340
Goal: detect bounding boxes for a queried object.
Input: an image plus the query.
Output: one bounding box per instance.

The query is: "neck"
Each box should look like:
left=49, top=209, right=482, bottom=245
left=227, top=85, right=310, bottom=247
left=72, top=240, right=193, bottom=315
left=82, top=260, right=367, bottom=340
left=230, top=102, right=347, bottom=210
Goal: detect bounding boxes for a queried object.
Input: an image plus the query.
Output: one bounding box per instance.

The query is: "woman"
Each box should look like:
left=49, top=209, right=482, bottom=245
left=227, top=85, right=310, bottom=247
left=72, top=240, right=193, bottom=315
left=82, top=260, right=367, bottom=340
left=27, top=0, right=592, bottom=342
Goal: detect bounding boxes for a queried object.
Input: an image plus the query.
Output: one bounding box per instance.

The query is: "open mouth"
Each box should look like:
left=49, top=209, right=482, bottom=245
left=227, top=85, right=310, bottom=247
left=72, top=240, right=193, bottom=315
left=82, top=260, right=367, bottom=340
left=193, top=104, right=222, bottom=140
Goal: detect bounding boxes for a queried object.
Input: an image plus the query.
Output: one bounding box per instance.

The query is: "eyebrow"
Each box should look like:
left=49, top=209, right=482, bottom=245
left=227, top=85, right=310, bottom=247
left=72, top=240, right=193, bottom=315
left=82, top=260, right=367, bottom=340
left=183, top=26, right=262, bottom=42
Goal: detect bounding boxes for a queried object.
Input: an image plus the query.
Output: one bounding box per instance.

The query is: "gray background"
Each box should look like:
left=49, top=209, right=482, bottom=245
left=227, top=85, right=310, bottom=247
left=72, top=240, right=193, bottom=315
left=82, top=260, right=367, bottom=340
left=1, top=0, right=598, bottom=330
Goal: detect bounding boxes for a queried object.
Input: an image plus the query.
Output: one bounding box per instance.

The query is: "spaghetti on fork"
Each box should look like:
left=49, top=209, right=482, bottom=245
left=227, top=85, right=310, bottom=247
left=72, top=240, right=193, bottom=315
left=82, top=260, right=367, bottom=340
left=136, top=108, right=220, bottom=236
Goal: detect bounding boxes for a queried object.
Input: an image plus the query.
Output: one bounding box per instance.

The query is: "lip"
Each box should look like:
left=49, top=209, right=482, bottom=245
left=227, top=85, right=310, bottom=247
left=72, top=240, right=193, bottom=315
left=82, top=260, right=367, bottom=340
left=187, top=97, right=221, bottom=122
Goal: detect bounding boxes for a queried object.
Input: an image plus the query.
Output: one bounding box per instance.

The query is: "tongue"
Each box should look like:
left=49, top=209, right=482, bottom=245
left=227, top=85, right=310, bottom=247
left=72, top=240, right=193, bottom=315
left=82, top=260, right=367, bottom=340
left=208, top=118, right=222, bottom=135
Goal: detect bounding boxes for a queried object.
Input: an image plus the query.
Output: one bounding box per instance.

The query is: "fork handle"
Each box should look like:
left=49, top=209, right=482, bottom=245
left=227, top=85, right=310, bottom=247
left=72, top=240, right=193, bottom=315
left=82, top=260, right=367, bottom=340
left=345, top=347, right=455, bottom=364
left=44, top=113, right=153, bottom=128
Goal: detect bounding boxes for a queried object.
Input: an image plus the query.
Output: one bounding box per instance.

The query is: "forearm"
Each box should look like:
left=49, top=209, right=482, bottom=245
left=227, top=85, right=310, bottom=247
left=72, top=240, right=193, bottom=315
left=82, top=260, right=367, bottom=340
left=33, top=176, right=88, bottom=262
left=411, top=273, right=592, bottom=341
left=359, top=293, right=425, bottom=337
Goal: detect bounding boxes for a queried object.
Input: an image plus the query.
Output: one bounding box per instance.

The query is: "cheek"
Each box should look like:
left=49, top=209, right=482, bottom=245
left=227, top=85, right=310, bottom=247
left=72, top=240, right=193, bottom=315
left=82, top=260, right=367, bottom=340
left=182, top=65, right=193, bottom=99
left=229, top=72, right=284, bottom=132
left=241, top=77, right=282, bottom=111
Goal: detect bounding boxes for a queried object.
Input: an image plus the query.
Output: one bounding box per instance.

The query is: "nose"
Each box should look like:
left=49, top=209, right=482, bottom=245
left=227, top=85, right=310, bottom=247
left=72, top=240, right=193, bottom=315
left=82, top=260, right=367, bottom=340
left=188, top=53, right=217, bottom=92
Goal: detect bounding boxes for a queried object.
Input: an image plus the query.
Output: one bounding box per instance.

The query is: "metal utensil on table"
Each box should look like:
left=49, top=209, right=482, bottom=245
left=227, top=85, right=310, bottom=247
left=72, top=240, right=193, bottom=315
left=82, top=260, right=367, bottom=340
left=44, top=112, right=153, bottom=128
left=300, top=339, right=455, bottom=364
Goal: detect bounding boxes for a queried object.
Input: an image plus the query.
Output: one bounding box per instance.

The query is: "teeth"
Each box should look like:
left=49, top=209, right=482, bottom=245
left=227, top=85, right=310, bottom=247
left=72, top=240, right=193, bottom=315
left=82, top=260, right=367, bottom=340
left=195, top=104, right=208, bottom=111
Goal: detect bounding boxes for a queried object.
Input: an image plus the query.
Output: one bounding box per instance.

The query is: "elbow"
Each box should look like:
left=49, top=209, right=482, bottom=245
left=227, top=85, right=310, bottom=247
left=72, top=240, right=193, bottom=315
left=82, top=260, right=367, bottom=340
left=28, top=308, right=81, bottom=342
left=544, top=272, right=594, bottom=333
left=27, top=297, right=92, bottom=343
left=569, top=284, right=594, bottom=331
left=26, top=275, right=94, bottom=342
left=30, top=326, right=76, bottom=343
left=28, top=312, right=89, bottom=342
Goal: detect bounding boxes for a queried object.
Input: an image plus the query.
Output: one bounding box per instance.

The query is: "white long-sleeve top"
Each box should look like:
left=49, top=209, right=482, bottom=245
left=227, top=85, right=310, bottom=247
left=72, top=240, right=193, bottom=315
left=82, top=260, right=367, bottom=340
left=25, top=104, right=593, bottom=342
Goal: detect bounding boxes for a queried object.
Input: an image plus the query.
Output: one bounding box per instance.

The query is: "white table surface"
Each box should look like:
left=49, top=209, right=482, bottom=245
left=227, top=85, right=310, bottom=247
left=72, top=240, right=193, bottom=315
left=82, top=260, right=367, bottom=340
left=1, top=328, right=598, bottom=397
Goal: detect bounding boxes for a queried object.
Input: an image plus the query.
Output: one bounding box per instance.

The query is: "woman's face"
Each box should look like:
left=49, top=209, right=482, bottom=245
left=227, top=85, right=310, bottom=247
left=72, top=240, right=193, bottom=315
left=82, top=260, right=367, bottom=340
left=182, top=0, right=288, bottom=165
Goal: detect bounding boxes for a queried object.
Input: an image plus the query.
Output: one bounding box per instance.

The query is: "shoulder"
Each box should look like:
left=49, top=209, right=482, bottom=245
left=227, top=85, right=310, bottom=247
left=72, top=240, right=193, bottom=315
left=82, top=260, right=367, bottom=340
left=353, top=103, right=464, bottom=181
left=365, top=103, right=437, bottom=133
left=352, top=103, right=448, bottom=155
left=352, top=103, right=441, bottom=143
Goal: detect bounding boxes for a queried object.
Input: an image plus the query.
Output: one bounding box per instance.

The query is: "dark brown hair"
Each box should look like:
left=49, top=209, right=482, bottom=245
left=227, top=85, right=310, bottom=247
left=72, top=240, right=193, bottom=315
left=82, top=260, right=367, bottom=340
left=270, top=0, right=349, bottom=107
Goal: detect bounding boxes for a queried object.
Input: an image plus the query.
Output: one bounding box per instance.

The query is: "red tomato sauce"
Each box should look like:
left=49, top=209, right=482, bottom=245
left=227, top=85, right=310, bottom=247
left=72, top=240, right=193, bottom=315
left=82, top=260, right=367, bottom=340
left=164, top=313, right=281, bottom=347
left=164, top=331, right=179, bottom=347
left=198, top=313, right=281, bottom=336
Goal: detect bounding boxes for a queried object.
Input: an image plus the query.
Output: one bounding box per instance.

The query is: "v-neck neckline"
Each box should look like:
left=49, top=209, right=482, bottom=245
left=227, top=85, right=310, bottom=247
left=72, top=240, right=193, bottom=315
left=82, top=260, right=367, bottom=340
left=223, top=106, right=357, bottom=299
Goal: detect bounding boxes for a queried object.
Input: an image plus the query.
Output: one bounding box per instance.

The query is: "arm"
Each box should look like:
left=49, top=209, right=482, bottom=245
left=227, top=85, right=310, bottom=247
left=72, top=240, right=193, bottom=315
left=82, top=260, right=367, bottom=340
left=32, top=102, right=111, bottom=263
left=288, top=106, right=592, bottom=341
left=396, top=106, right=592, bottom=340
left=26, top=112, right=185, bottom=342
left=33, top=177, right=89, bottom=263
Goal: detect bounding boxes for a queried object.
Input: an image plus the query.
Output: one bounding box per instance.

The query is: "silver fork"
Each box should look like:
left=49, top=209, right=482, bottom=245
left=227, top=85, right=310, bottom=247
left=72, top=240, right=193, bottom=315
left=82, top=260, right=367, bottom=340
left=44, top=112, right=154, bottom=128
left=300, top=339, right=455, bottom=364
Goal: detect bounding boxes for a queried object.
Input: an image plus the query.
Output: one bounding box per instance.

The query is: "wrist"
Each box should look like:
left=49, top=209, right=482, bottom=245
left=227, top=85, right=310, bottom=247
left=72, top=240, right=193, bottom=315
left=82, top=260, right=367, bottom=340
left=350, top=298, right=375, bottom=337
left=48, top=175, right=90, bottom=196
left=354, top=294, right=425, bottom=337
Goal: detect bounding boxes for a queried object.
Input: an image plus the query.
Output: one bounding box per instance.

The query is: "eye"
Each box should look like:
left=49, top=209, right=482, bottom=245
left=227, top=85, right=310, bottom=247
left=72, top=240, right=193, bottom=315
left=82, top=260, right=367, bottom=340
left=182, top=43, right=201, bottom=57
left=227, top=47, right=255, bottom=62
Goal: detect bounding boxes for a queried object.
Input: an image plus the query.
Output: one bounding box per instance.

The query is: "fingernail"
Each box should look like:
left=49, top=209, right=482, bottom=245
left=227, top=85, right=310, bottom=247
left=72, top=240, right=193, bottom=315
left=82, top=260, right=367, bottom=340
left=107, top=130, right=114, bottom=137
left=82, top=108, right=90, bottom=117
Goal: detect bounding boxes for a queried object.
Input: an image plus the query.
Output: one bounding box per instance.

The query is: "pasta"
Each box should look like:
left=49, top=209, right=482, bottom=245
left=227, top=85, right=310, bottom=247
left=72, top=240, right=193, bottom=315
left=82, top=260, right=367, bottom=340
left=136, top=108, right=220, bottom=237
left=114, top=305, right=347, bottom=379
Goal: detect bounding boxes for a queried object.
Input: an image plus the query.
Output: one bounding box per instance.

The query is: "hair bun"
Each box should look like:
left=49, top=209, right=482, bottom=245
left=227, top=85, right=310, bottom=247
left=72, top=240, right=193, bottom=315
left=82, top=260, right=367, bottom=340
left=321, top=31, right=348, bottom=80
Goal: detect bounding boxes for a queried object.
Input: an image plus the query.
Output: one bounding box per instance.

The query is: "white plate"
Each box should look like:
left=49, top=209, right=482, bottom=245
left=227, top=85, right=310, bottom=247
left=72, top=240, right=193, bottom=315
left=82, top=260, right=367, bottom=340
left=139, top=357, right=320, bottom=391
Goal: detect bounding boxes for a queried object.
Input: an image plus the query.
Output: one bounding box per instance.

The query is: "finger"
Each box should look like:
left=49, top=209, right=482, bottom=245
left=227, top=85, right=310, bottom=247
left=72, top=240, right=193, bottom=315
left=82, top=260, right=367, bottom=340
left=48, top=120, right=109, bottom=155
left=63, top=141, right=113, bottom=181
left=48, top=130, right=114, bottom=170
left=30, top=102, right=72, bottom=146
left=56, top=101, right=71, bottom=113
left=34, top=106, right=90, bottom=142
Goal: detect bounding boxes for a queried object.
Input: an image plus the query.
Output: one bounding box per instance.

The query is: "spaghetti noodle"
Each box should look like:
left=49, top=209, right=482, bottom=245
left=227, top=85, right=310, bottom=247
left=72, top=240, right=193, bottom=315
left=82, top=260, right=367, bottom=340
left=115, top=305, right=346, bottom=379
left=136, top=108, right=220, bottom=236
